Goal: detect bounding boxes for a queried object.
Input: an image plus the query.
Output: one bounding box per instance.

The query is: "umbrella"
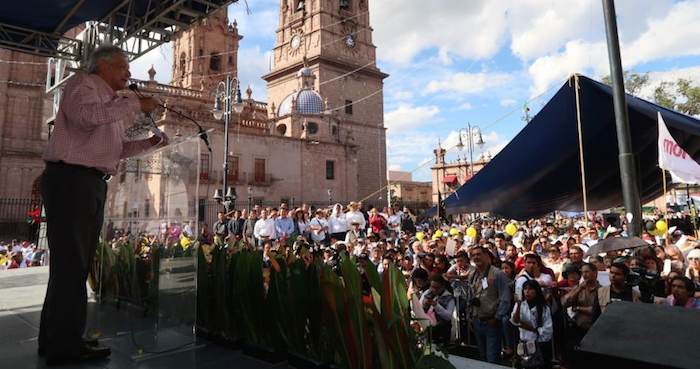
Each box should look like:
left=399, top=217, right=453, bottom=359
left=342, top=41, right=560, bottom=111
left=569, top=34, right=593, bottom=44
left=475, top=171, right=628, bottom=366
left=585, top=236, right=650, bottom=257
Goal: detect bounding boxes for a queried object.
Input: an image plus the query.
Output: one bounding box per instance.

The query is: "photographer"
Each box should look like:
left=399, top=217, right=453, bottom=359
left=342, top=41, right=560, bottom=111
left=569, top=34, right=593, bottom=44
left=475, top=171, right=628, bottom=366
left=420, top=273, right=455, bottom=344
left=467, top=246, right=512, bottom=363
left=597, top=262, right=640, bottom=312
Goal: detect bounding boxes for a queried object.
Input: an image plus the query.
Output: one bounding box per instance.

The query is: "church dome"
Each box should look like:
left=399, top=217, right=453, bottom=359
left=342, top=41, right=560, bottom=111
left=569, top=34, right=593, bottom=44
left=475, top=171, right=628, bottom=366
left=277, top=89, right=325, bottom=116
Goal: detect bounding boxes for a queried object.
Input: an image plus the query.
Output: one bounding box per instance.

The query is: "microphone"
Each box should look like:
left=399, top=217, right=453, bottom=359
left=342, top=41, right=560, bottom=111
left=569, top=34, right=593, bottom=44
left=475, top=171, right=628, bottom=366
left=129, top=83, right=212, bottom=152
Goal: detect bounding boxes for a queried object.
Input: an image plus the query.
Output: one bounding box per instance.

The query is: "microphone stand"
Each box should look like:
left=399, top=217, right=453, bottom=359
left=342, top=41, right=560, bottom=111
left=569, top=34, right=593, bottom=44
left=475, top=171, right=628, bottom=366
left=129, top=84, right=213, bottom=152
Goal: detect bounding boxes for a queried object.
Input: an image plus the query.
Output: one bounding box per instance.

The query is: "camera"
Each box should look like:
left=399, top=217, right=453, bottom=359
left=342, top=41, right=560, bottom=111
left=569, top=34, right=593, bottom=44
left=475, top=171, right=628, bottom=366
left=630, top=267, right=661, bottom=303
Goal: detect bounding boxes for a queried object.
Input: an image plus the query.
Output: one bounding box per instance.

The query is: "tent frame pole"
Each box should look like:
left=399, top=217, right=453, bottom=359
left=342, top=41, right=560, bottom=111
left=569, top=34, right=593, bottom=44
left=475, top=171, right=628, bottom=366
left=602, top=0, right=643, bottom=236
left=574, top=75, right=589, bottom=216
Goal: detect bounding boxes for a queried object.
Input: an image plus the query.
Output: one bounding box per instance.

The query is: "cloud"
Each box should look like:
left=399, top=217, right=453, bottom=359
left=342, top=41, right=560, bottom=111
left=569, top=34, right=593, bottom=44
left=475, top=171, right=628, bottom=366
left=371, top=1, right=508, bottom=64
left=525, top=0, right=700, bottom=97
left=636, top=66, right=700, bottom=100
left=384, top=105, right=440, bottom=131
left=130, top=43, right=173, bottom=84
left=527, top=40, right=608, bottom=96
left=625, top=0, right=700, bottom=66
left=453, top=102, right=473, bottom=111
left=237, top=46, right=273, bottom=101
left=388, top=164, right=402, bottom=171
left=426, top=72, right=513, bottom=95
left=500, top=98, right=517, bottom=107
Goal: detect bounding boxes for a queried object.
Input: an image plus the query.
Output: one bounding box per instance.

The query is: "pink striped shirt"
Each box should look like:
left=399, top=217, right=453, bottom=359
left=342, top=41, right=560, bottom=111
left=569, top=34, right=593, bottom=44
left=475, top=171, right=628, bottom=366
left=43, top=73, right=155, bottom=175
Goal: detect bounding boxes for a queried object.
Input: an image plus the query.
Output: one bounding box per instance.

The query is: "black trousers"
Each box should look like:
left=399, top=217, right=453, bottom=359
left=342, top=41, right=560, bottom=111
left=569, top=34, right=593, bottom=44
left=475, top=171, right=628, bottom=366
left=38, top=162, right=107, bottom=357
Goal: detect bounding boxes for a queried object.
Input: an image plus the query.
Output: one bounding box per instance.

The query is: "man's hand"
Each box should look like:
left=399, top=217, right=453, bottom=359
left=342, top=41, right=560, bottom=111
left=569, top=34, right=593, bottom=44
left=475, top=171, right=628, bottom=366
left=148, top=132, right=168, bottom=147
left=139, top=97, right=158, bottom=113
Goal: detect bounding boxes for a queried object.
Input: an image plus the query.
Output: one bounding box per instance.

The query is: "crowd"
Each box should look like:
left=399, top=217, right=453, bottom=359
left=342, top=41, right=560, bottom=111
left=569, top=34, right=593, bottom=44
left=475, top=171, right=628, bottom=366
left=7, top=200, right=700, bottom=368
left=201, top=202, right=700, bottom=368
left=0, top=239, right=45, bottom=270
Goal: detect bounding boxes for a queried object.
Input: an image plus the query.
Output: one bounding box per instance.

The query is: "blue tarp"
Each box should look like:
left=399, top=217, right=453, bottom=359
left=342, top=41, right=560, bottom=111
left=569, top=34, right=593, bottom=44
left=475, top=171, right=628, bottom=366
left=443, top=75, right=700, bottom=220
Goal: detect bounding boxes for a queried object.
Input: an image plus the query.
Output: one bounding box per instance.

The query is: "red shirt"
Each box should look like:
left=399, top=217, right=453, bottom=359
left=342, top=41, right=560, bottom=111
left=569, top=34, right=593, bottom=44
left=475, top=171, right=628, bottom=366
left=369, top=214, right=387, bottom=235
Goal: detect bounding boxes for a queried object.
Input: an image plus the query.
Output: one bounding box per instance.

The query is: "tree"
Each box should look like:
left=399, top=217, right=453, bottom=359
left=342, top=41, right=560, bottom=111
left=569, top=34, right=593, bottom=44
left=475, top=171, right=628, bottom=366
left=602, top=72, right=700, bottom=116
left=601, top=71, right=649, bottom=95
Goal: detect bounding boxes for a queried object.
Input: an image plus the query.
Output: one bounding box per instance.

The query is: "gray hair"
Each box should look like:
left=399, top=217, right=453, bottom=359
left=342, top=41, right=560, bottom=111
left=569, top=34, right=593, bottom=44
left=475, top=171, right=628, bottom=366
left=86, top=44, right=125, bottom=74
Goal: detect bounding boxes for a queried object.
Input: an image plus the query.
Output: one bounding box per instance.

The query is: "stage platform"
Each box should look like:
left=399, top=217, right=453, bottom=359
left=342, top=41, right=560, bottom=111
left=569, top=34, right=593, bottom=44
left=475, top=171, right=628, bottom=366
left=1, top=267, right=505, bottom=369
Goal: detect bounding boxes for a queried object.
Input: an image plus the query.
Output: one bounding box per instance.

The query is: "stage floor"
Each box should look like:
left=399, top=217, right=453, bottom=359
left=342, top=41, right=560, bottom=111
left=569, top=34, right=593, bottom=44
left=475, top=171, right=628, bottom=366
left=1, top=267, right=505, bottom=369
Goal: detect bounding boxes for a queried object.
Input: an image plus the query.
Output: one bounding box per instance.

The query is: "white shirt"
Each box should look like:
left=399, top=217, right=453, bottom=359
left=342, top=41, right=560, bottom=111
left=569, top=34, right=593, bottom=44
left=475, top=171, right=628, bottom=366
left=510, top=302, right=553, bottom=342
left=329, top=214, right=348, bottom=233
left=345, top=211, right=366, bottom=229
left=515, top=272, right=554, bottom=301
left=297, top=219, right=308, bottom=234
left=309, top=217, right=328, bottom=242
left=387, top=214, right=401, bottom=233
left=254, top=218, right=276, bottom=240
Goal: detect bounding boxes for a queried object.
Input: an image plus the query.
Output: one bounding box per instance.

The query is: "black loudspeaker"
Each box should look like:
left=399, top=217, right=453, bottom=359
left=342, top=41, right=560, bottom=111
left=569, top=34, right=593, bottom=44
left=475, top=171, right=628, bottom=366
left=575, top=302, right=700, bottom=369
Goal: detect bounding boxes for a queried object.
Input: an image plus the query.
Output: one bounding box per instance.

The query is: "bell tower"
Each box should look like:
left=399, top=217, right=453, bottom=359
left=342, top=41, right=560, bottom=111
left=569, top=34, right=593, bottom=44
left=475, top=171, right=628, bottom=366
left=263, top=0, right=389, bottom=204
left=171, top=8, right=243, bottom=92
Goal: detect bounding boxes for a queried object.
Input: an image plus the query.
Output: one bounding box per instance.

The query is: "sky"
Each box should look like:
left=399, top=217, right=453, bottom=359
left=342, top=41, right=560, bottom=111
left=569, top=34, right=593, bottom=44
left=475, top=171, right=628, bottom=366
left=131, top=0, right=700, bottom=182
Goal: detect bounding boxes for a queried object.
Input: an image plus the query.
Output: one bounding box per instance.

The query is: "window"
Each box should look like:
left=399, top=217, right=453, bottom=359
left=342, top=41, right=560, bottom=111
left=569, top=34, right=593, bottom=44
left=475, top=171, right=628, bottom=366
left=228, top=55, right=234, bottom=65
left=144, top=199, right=150, bottom=218
left=326, top=160, right=335, bottom=180
left=134, top=159, right=141, bottom=182
left=198, top=198, right=206, bottom=222
left=119, top=171, right=126, bottom=183
left=228, top=155, right=239, bottom=182
left=123, top=201, right=128, bottom=218
left=198, top=48, right=203, bottom=56
left=254, top=159, right=266, bottom=182
left=340, top=0, right=350, bottom=10
left=180, top=53, right=186, bottom=78
left=306, top=122, right=318, bottom=134
left=345, top=100, right=353, bottom=114
left=276, top=124, right=287, bottom=136
left=210, top=52, right=221, bottom=71
left=200, top=152, right=210, bottom=180
left=331, top=125, right=338, bottom=136
left=295, top=0, right=305, bottom=12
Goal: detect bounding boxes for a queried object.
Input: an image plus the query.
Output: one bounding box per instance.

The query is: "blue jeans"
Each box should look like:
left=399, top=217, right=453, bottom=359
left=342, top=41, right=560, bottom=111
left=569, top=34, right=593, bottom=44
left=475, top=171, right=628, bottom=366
left=472, top=318, right=502, bottom=363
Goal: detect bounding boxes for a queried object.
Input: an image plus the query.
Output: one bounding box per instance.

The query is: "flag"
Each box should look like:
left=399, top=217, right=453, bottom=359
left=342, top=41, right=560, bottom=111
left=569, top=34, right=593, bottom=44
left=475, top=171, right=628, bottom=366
left=658, top=112, right=700, bottom=184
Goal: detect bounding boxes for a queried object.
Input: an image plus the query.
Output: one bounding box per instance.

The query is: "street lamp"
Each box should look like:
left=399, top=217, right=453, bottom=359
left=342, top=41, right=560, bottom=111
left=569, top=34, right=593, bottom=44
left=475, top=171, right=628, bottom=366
left=213, top=186, right=237, bottom=213
left=327, top=188, right=332, bottom=207
left=456, top=123, right=485, bottom=177
left=212, top=75, right=244, bottom=213
left=247, top=185, right=253, bottom=212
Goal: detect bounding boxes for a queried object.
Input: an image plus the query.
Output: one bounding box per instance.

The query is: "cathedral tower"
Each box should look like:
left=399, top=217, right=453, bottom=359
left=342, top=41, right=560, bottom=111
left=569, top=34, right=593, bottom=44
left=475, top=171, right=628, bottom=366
left=263, top=0, right=389, bottom=205
left=171, top=8, right=242, bottom=92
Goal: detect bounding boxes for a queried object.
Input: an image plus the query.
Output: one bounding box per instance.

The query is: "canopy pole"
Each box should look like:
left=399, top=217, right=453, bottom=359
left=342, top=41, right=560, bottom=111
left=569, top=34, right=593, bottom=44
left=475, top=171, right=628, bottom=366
left=574, top=75, right=589, bottom=216
left=603, top=0, right=643, bottom=236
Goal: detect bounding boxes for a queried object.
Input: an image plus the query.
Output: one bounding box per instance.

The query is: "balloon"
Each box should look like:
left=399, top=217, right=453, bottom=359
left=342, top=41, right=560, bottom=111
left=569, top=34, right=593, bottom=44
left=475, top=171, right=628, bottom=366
left=656, top=220, right=668, bottom=234
left=467, top=227, right=477, bottom=239
left=645, top=220, right=656, bottom=232
left=449, top=227, right=460, bottom=236
left=416, top=231, right=425, bottom=241
left=505, top=223, right=518, bottom=237
left=434, top=230, right=444, bottom=238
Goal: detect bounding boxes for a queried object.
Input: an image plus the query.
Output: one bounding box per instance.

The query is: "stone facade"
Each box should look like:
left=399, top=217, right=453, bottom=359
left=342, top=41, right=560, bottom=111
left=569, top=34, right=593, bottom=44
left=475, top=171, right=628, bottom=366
left=0, top=50, right=51, bottom=200
left=263, top=0, right=388, bottom=204
left=387, top=170, right=431, bottom=207
left=0, top=2, right=388, bottom=231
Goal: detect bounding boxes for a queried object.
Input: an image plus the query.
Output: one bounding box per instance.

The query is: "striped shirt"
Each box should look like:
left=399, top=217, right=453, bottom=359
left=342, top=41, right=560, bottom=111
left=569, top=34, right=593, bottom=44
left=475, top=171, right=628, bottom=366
left=43, top=73, right=154, bottom=175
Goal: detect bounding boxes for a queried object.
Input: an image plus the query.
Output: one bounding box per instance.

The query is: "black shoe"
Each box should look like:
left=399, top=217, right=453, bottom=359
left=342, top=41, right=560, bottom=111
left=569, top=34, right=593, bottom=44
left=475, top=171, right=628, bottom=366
left=38, top=338, right=99, bottom=357
left=45, top=344, right=110, bottom=366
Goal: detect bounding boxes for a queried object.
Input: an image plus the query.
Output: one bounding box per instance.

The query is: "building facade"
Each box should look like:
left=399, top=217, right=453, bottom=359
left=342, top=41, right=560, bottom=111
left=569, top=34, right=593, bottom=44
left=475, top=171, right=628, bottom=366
left=387, top=170, right=431, bottom=210
left=431, top=143, right=491, bottom=203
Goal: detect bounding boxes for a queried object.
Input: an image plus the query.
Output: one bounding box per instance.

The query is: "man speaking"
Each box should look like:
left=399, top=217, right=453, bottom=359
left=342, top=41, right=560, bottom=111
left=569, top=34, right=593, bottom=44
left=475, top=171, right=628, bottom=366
left=39, top=44, right=167, bottom=365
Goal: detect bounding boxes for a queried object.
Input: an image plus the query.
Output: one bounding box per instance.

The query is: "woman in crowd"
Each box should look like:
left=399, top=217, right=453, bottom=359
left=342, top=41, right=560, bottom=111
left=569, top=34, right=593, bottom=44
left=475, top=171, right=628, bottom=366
left=685, top=249, right=700, bottom=297
left=511, top=280, right=553, bottom=369
left=368, top=207, right=387, bottom=236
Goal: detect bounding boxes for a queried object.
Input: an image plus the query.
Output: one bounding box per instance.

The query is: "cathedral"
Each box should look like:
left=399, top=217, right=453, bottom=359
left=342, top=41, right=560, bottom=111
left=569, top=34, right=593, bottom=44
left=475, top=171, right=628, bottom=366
left=108, top=0, right=388, bottom=223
